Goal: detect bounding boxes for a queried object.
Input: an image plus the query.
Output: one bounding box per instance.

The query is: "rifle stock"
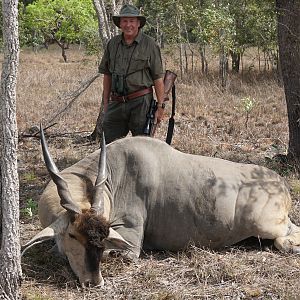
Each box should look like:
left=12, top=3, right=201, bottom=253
left=163, top=70, right=177, bottom=101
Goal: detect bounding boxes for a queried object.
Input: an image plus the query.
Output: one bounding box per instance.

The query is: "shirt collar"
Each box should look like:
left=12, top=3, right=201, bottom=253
left=135, top=30, right=143, bottom=43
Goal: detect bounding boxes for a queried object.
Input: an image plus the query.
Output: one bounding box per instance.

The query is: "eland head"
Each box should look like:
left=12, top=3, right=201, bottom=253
left=22, top=125, right=131, bottom=287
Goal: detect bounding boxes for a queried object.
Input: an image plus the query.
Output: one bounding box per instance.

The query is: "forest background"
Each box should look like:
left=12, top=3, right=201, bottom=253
left=11, top=0, right=278, bottom=78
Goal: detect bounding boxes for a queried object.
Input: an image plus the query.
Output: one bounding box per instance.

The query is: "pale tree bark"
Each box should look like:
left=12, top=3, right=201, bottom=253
left=0, top=104, right=2, bottom=239
left=93, top=0, right=132, bottom=47
left=92, top=0, right=112, bottom=46
left=0, top=0, right=21, bottom=298
left=175, top=13, right=184, bottom=79
left=112, top=0, right=122, bottom=36
left=219, top=29, right=228, bottom=89
left=0, top=165, right=2, bottom=239
left=276, top=0, right=300, bottom=166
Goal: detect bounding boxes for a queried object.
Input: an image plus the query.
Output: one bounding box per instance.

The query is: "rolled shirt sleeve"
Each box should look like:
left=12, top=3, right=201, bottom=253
left=149, top=42, right=164, bottom=80
left=98, top=42, right=111, bottom=75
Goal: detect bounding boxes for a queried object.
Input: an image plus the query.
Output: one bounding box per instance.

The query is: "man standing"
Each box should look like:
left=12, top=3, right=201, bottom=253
left=99, top=4, right=165, bottom=144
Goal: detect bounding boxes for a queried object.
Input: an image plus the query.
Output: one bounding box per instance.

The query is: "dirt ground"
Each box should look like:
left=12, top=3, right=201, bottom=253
left=15, top=46, right=300, bottom=299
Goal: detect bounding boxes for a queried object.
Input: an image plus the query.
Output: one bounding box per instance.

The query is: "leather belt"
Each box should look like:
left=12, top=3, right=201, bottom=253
left=111, top=87, right=153, bottom=102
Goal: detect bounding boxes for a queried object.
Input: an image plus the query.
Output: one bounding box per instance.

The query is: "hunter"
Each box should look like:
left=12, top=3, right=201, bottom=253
left=98, top=4, right=165, bottom=143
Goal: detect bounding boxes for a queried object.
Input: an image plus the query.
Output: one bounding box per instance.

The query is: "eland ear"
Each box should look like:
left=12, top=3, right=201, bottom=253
left=21, top=226, right=55, bottom=256
left=21, top=215, right=68, bottom=256
left=103, top=228, right=133, bottom=250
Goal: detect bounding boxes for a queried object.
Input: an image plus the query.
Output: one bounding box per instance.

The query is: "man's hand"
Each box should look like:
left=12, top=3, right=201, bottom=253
left=155, top=106, right=164, bottom=123
left=103, top=74, right=112, bottom=114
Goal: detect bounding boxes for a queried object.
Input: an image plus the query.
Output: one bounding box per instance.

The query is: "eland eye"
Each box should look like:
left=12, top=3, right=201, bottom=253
left=69, top=233, right=77, bottom=240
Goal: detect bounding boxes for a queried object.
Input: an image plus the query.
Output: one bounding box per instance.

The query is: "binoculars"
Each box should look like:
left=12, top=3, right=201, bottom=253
left=112, top=73, right=128, bottom=96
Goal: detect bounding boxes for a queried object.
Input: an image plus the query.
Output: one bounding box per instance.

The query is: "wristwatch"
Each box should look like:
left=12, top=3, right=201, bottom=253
left=157, top=102, right=165, bottom=109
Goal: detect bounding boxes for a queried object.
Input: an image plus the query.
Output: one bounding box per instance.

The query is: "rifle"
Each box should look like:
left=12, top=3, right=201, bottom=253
left=143, top=70, right=177, bottom=137
left=143, top=98, right=157, bottom=136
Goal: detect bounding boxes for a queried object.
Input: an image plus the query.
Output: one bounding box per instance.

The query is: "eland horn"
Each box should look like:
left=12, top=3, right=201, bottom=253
left=91, top=132, right=107, bottom=214
left=40, top=124, right=81, bottom=215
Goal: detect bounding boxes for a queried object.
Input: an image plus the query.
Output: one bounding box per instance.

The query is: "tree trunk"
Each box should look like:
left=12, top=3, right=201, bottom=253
left=0, top=164, right=2, bottom=239
left=92, top=0, right=112, bottom=46
left=179, top=43, right=184, bottom=79
left=89, top=96, right=104, bottom=142
left=230, top=50, right=240, bottom=73
left=258, top=46, right=261, bottom=72
left=276, top=0, right=300, bottom=164
left=219, top=29, right=228, bottom=88
left=156, top=18, right=163, bottom=48
left=219, top=47, right=228, bottom=89
left=0, top=99, right=2, bottom=241
left=112, top=0, right=123, bottom=36
left=184, top=44, right=188, bottom=74
left=0, top=0, right=22, bottom=298
left=199, top=45, right=208, bottom=75
left=90, top=0, right=116, bottom=142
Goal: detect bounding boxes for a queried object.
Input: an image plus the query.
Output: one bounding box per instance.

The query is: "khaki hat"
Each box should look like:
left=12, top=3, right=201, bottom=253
left=112, top=4, right=146, bottom=28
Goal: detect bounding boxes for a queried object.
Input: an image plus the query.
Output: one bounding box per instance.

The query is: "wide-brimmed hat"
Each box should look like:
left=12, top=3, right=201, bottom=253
left=112, top=4, right=146, bottom=28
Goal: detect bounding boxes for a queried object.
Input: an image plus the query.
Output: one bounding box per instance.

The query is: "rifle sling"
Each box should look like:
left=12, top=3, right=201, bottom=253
left=166, top=85, right=176, bottom=145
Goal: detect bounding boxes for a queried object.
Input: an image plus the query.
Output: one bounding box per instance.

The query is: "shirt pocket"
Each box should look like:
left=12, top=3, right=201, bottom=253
left=128, top=55, right=150, bottom=75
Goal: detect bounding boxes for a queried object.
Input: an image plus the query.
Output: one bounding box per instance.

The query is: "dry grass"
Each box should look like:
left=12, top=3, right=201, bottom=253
left=13, top=45, right=300, bottom=299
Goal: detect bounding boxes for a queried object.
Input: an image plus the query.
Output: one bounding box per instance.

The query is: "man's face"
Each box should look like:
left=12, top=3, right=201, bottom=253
left=120, top=17, right=140, bottom=39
